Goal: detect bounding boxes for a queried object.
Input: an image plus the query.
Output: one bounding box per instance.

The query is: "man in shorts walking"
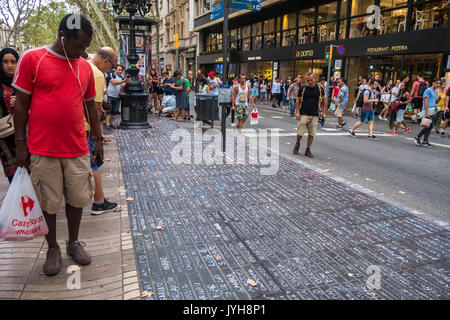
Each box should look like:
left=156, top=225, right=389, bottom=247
left=348, top=79, right=379, bottom=139
left=232, top=74, right=255, bottom=132
left=335, top=78, right=348, bottom=128
left=293, top=72, right=327, bottom=158
left=410, top=72, right=429, bottom=123
left=13, top=14, right=102, bottom=276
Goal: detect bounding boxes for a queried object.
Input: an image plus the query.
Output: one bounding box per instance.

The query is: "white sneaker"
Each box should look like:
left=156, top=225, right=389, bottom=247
left=231, top=123, right=237, bottom=127
left=383, top=118, right=388, bottom=121
left=378, top=115, right=383, bottom=120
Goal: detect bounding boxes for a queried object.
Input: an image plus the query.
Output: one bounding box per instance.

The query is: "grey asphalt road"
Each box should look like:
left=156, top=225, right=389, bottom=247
left=233, top=105, right=450, bottom=226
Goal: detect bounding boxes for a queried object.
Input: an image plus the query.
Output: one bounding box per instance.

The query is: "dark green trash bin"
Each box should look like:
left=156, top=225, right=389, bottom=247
left=196, top=94, right=219, bottom=124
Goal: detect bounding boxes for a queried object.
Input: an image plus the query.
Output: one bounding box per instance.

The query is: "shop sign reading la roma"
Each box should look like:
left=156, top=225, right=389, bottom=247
left=292, top=46, right=314, bottom=59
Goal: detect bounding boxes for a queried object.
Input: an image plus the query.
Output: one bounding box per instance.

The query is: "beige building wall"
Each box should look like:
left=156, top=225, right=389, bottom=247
left=153, top=0, right=198, bottom=79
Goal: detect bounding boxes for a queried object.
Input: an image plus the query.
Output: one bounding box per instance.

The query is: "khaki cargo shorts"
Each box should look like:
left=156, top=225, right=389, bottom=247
left=335, top=107, right=344, bottom=117
left=297, top=115, right=319, bottom=137
left=30, top=154, right=94, bottom=214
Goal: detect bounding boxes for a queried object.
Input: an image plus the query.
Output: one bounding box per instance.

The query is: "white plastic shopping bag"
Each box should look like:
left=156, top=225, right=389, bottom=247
left=0, top=167, right=48, bottom=241
left=250, top=107, right=258, bottom=125
left=351, top=102, right=358, bottom=115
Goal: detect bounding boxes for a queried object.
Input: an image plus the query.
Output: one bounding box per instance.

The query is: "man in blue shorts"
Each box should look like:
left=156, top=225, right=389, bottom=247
left=348, top=79, right=379, bottom=139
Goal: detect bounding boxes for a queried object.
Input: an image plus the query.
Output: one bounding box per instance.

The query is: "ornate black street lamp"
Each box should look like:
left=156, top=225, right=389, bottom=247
left=113, top=0, right=153, bottom=129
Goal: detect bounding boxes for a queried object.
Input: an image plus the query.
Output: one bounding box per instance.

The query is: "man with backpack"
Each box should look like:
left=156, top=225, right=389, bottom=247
left=410, top=72, right=429, bottom=123
left=354, top=78, right=370, bottom=118
left=348, top=79, right=379, bottom=139
left=293, top=71, right=326, bottom=158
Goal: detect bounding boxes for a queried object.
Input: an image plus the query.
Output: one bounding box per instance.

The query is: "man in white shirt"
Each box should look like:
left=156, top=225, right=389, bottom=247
left=208, top=71, right=219, bottom=95
left=271, top=77, right=281, bottom=108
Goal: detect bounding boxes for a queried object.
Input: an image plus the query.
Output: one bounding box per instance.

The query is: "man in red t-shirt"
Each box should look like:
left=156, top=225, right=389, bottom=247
left=410, top=72, right=429, bottom=121
left=13, top=14, right=102, bottom=276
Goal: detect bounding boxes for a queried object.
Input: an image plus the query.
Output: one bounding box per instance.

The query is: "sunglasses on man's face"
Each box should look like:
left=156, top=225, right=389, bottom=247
left=107, top=57, right=117, bottom=69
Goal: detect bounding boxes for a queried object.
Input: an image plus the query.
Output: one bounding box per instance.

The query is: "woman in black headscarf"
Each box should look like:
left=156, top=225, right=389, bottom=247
left=0, top=48, right=19, bottom=183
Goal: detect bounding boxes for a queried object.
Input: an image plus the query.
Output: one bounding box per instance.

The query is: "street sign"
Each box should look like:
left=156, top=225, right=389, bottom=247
left=335, top=59, right=342, bottom=70
left=211, top=0, right=225, bottom=20
left=174, top=33, right=179, bottom=49
left=337, top=45, right=345, bottom=55
left=231, top=0, right=262, bottom=11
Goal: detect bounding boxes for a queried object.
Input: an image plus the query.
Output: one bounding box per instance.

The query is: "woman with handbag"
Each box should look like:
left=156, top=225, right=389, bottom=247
left=0, top=48, right=19, bottom=183
left=379, top=79, right=392, bottom=121
left=391, top=82, right=411, bottom=135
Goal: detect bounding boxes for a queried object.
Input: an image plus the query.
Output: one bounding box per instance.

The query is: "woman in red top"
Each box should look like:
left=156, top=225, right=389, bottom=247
left=331, top=83, right=341, bottom=114
left=0, top=48, right=19, bottom=183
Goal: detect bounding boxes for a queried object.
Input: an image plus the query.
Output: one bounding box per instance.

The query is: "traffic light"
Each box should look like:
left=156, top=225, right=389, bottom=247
left=325, top=45, right=333, bottom=60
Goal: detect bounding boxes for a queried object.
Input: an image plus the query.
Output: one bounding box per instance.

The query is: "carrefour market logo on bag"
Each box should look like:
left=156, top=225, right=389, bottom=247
left=20, top=196, right=35, bottom=217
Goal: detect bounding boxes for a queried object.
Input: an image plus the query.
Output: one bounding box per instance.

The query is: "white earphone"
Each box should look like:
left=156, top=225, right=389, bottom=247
left=60, top=34, right=91, bottom=132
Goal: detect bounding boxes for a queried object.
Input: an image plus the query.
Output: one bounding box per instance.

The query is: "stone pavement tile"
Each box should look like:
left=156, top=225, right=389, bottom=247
left=115, top=116, right=450, bottom=300
left=21, top=280, right=123, bottom=300
left=0, top=291, right=21, bottom=299
left=123, top=290, right=140, bottom=300
left=0, top=132, right=138, bottom=300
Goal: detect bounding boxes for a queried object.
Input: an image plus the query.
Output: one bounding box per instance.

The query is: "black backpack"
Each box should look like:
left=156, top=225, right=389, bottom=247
left=417, top=81, right=428, bottom=97
left=356, top=88, right=367, bottom=108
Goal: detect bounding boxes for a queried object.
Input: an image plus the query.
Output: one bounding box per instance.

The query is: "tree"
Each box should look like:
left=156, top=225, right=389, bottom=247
left=22, top=1, right=73, bottom=48
left=69, top=0, right=119, bottom=50
left=22, top=0, right=119, bottom=53
left=0, top=0, right=43, bottom=52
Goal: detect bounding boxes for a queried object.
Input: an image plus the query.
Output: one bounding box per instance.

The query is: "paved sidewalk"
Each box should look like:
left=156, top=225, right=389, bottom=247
left=0, top=133, right=140, bottom=300
left=115, top=115, right=449, bottom=300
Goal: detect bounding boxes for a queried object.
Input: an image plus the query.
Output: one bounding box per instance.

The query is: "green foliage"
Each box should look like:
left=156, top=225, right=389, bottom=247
left=22, top=0, right=119, bottom=53
left=22, top=1, right=72, bottom=47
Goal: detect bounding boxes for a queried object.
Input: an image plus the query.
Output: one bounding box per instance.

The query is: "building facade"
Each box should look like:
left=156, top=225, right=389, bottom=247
left=153, top=0, right=199, bottom=79
left=194, top=0, right=450, bottom=94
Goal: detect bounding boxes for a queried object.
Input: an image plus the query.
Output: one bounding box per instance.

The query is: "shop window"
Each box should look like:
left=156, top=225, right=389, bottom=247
left=317, top=2, right=338, bottom=23
left=253, top=36, right=263, bottom=50
left=282, top=29, right=297, bottom=46
left=351, top=0, right=376, bottom=16
left=196, top=0, right=211, bottom=16
left=317, top=22, right=337, bottom=42
left=276, top=32, right=281, bottom=47
left=313, top=60, right=329, bottom=80
left=230, top=28, right=241, bottom=50
left=242, top=25, right=251, bottom=51
left=340, top=0, right=349, bottom=18
left=349, top=16, right=376, bottom=38
left=298, top=8, right=315, bottom=44
left=299, top=7, right=316, bottom=26
left=252, top=22, right=263, bottom=50
left=279, top=61, right=295, bottom=79
left=252, top=22, right=263, bottom=36
left=205, top=33, right=222, bottom=52
left=263, top=18, right=276, bottom=48
left=379, top=0, right=409, bottom=10
left=379, top=7, right=408, bottom=34
left=281, top=12, right=297, bottom=46
left=295, top=60, right=313, bottom=78
left=338, top=20, right=347, bottom=39
left=411, top=0, right=449, bottom=30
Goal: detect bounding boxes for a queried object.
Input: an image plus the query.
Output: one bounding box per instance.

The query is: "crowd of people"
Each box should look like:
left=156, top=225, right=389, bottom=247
left=1, top=12, right=450, bottom=279
left=146, top=68, right=222, bottom=122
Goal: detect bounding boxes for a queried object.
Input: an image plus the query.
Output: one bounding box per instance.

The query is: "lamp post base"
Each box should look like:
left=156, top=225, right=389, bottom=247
left=119, top=92, right=151, bottom=129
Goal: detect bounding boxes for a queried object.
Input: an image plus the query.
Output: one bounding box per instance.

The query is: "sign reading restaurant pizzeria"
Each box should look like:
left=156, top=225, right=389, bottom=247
left=366, top=45, right=408, bottom=54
